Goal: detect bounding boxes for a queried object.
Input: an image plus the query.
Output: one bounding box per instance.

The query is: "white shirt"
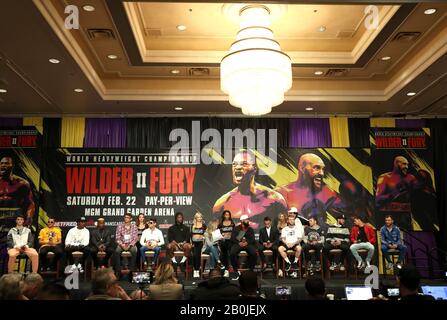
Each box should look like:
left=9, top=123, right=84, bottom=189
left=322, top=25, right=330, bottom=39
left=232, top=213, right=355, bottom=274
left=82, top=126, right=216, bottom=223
left=140, top=227, right=164, bottom=247
left=266, top=226, right=271, bottom=238
left=281, top=224, right=304, bottom=244
left=65, top=227, right=90, bottom=246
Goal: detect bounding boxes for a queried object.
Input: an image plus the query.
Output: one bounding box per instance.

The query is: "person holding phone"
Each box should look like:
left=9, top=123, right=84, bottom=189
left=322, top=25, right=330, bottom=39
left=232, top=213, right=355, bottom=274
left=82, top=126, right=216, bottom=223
left=7, top=214, right=39, bottom=273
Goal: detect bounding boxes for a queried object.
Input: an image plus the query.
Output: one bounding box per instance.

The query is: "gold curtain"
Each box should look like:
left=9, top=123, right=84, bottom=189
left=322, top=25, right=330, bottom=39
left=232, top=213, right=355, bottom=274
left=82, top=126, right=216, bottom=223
left=329, top=117, right=350, bottom=147
left=61, top=117, right=85, bottom=147
left=370, top=118, right=396, bottom=128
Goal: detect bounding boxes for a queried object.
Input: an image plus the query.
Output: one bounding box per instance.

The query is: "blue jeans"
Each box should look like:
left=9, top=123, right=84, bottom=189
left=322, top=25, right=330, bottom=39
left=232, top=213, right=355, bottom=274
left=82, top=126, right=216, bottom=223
left=203, top=245, right=220, bottom=269
left=139, top=246, right=161, bottom=264
left=381, top=243, right=407, bottom=263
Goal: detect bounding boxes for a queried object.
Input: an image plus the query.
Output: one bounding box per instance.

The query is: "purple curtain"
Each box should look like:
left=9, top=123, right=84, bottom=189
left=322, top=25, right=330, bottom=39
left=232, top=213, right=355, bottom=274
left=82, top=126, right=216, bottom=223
left=0, top=118, right=22, bottom=127
left=289, top=118, right=332, bottom=147
left=395, top=119, right=426, bottom=128
left=84, top=118, right=127, bottom=148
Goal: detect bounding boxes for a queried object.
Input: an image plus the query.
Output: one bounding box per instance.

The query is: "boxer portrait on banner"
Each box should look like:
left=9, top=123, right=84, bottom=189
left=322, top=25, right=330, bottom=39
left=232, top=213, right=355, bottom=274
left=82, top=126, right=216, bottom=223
left=0, top=155, right=35, bottom=236
left=276, top=153, right=339, bottom=226
left=213, top=149, right=287, bottom=229
left=375, top=156, right=416, bottom=228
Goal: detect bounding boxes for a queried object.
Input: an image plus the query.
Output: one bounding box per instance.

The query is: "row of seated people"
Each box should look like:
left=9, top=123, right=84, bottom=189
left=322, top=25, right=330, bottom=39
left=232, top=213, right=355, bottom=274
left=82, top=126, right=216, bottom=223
left=6, top=209, right=407, bottom=279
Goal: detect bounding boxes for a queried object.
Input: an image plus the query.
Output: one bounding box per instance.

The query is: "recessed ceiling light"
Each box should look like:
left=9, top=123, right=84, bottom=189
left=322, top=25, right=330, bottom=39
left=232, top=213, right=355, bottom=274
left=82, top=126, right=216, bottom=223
left=107, top=55, right=118, bottom=60
left=381, top=56, right=391, bottom=61
left=0, top=89, right=7, bottom=93
left=174, top=107, right=183, bottom=111
left=305, top=107, right=314, bottom=111
left=314, top=71, right=324, bottom=76
left=318, top=26, right=326, bottom=32
left=83, top=5, right=95, bottom=12
left=424, top=8, right=437, bottom=15
left=176, top=25, right=187, bottom=31
left=49, top=58, right=60, bottom=64
left=74, top=88, right=84, bottom=93
left=171, top=69, right=180, bottom=74
left=407, top=92, right=416, bottom=96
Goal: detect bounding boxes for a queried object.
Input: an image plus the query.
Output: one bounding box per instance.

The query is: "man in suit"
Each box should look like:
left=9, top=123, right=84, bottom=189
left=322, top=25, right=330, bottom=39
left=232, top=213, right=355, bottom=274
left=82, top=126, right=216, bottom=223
left=258, top=216, right=280, bottom=271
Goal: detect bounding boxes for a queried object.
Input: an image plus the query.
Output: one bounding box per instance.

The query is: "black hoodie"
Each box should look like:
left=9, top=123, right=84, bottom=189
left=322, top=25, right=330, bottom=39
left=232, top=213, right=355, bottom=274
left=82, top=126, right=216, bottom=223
left=190, top=277, right=241, bottom=300
left=167, top=213, right=191, bottom=243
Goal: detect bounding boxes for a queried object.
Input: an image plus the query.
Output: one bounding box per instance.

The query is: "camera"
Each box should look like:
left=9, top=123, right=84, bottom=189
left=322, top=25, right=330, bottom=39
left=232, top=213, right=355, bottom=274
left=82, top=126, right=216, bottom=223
left=131, top=272, right=153, bottom=285
left=275, top=285, right=292, bottom=296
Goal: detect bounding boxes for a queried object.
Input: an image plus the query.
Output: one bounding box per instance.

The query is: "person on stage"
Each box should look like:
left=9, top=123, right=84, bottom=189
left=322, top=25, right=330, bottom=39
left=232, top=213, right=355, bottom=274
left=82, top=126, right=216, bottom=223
left=380, top=215, right=407, bottom=270
left=213, top=149, right=287, bottom=229
left=64, top=217, right=90, bottom=273
left=90, top=217, right=114, bottom=269
left=278, top=214, right=304, bottom=278
left=114, top=213, right=138, bottom=274
left=7, top=215, right=39, bottom=273
left=139, top=218, right=164, bottom=269
left=229, top=214, right=257, bottom=280
left=323, top=214, right=350, bottom=271
left=38, top=217, right=63, bottom=271
left=202, top=220, right=225, bottom=271
left=135, top=213, right=148, bottom=269
left=167, top=212, right=191, bottom=266
left=190, top=212, right=207, bottom=278
left=303, top=216, right=325, bottom=275
left=218, top=210, right=235, bottom=277
left=350, top=215, right=376, bottom=269
left=258, top=216, right=280, bottom=272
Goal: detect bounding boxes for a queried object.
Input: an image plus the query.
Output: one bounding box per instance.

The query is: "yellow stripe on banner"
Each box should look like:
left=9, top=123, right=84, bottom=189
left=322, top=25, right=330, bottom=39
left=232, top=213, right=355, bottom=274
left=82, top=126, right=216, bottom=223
left=253, top=150, right=297, bottom=187
left=14, top=149, right=41, bottom=191
left=363, top=148, right=371, bottom=155
left=370, top=134, right=376, bottom=146
left=370, top=118, right=396, bottom=128
left=329, top=117, right=350, bottom=147
left=326, top=212, right=337, bottom=225
left=38, top=208, right=50, bottom=229
left=203, top=148, right=225, bottom=164
left=324, top=149, right=373, bottom=195
left=61, top=117, right=85, bottom=147
left=411, top=217, right=422, bottom=231
left=423, top=127, right=431, bottom=136
left=23, top=117, right=43, bottom=135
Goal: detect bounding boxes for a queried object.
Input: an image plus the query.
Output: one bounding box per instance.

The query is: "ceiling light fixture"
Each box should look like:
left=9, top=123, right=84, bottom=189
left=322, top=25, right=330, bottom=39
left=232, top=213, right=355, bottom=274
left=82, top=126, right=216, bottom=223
left=314, top=71, right=324, bottom=76
left=220, top=4, right=291, bottom=116
left=174, top=107, right=183, bottom=111
left=83, top=5, right=95, bottom=12
left=318, top=26, right=326, bottom=32
left=424, top=8, right=437, bottom=15
left=381, top=56, right=391, bottom=61
left=407, top=92, right=416, bottom=96
left=49, top=58, right=60, bottom=64
left=176, top=25, right=187, bottom=31
left=305, top=107, right=314, bottom=111
left=74, top=88, right=84, bottom=93
left=0, top=89, right=7, bottom=93
left=171, top=69, right=180, bottom=74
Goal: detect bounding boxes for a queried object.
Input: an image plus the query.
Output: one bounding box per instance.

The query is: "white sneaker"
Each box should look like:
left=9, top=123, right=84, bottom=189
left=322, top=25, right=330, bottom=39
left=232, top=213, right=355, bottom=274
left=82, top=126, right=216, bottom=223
left=357, top=261, right=363, bottom=269
left=329, top=262, right=335, bottom=271
left=277, top=269, right=283, bottom=278
left=290, top=271, right=298, bottom=279
left=232, top=271, right=241, bottom=281
left=180, top=256, right=187, bottom=264
left=193, top=270, right=200, bottom=278
left=77, top=263, right=84, bottom=273
left=366, top=261, right=371, bottom=268
left=339, top=265, right=345, bottom=271
left=171, top=257, right=177, bottom=264
left=223, top=270, right=229, bottom=278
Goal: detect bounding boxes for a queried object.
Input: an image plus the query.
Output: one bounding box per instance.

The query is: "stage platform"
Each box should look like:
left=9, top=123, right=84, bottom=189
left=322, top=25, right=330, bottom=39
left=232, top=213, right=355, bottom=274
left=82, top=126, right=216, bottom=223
left=58, top=274, right=446, bottom=300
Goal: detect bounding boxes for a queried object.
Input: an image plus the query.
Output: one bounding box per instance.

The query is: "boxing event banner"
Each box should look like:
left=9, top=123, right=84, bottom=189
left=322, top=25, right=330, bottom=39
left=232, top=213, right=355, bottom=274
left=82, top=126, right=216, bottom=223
left=41, top=148, right=374, bottom=234
left=0, top=127, right=41, bottom=270
left=371, top=128, right=438, bottom=231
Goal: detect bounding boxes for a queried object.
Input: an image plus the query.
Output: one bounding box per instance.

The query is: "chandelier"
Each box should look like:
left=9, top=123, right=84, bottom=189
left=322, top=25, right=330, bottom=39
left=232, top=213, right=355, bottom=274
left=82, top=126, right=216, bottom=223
left=220, top=4, right=292, bottom=116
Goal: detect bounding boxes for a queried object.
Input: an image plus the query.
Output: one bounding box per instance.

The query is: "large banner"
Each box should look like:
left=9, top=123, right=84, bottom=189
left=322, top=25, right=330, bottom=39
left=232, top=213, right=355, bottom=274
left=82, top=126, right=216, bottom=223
left=371, top=128, right=438, bottom=231
left=0, top=127, right=41, bottom=273
left=41, top=148, right=374, bottom=234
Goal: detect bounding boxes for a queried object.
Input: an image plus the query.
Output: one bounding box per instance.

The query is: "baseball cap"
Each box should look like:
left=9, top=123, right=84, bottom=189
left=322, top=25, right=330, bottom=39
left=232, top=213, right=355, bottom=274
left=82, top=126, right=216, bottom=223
left=77, top=217, right=86, bottom=222
left=288, top=207, right=298, bottom=214
left=240, top=214, right=249, bottom=221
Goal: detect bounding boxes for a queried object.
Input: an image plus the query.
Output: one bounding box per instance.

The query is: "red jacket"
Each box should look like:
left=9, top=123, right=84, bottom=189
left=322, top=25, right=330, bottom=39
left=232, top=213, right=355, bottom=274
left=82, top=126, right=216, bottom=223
left=351, top=224, right=376, bottom=245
